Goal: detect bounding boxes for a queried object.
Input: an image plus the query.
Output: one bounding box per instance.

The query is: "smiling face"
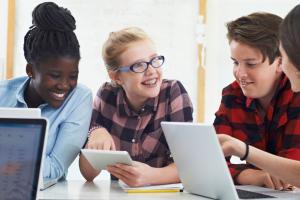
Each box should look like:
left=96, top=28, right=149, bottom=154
left=26, top=57, right=79, bottom=108
left=110, top=39, right=163, bottom=110
left=230, top=40, right=282, bottom=103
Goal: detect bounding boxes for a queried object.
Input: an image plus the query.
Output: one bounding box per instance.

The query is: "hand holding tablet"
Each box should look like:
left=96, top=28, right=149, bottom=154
left=81, top=149, right=133, bottom=170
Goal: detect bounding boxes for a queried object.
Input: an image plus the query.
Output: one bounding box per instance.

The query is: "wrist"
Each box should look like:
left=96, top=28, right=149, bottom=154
left=233, top=139, right=247, bottom=158
left=240, top=142, right=249, bottom=161
left=88, top=126, right=102, bottom=134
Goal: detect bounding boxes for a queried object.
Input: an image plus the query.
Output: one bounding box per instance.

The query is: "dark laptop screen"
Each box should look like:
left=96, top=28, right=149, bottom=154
left=0, top=118, right=46, bottom=200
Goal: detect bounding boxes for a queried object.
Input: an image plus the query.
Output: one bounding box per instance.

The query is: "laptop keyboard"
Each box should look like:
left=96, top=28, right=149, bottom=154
left=237, top=189, right=276, bottom=199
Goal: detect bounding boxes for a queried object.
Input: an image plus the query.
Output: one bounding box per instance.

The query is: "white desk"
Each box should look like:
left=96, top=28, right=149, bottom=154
left=38, top=180, right=300, bottom=200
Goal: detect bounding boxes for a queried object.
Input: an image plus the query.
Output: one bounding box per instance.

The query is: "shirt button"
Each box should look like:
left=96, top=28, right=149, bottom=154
left=141, top=108, right=145, bottom=112
left=132, top=138, right=136, bottom=143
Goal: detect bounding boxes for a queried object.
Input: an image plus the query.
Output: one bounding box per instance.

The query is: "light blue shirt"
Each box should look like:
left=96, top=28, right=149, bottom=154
left=0, top=76, right=93, bottom=179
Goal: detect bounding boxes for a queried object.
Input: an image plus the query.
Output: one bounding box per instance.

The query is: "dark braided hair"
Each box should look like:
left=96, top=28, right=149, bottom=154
left=23, top=2, right=80, bottom=65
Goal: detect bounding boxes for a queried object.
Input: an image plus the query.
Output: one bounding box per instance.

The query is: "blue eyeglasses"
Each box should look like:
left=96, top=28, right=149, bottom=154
left=117, top=55, right=165, bottom=73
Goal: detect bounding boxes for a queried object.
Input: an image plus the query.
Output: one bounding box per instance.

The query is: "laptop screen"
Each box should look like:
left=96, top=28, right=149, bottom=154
left=0, top=118, right=46, bottom=200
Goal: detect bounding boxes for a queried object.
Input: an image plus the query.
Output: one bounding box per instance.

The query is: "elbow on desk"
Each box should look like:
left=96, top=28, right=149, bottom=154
left=79, top=166, right=100, bottom=182
left=79, top=154, right=100, bottom=182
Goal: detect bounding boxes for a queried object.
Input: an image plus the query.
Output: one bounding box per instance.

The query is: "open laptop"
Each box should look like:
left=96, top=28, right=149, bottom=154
left=0, top=118, right=47, bottom=200
left=0, top=107, right=57, bottom=190
left=161, top=122, right=298, bottom=200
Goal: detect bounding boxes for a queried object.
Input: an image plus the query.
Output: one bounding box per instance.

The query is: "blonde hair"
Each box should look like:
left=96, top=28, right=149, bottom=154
left=102, top=27, right=153, bottom=71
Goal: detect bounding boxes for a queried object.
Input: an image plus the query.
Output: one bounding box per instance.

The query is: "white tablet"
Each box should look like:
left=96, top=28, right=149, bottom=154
left=81, top=149, right=133, bottom=170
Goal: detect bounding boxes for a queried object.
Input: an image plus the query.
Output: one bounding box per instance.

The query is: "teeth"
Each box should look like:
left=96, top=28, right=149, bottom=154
left=53, top=93, right=65, bottom=98
left=143, top=79, right=157, bottom=85
left=240, top=80, right=251, bottom=86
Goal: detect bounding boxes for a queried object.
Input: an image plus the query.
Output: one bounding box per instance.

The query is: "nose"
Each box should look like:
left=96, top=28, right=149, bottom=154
left=57, top=78, right=71, bottom=91
left=234, top=65, right=247, bottom=80
left=144, top=63, right=156, bottom=75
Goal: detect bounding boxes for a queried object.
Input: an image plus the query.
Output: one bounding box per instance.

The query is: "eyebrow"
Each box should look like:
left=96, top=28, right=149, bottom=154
left=47, top=70, right=79, bottom=74
left=132, top=53, right=158, bottom=63
left=230, top=57, right=259, bottom=62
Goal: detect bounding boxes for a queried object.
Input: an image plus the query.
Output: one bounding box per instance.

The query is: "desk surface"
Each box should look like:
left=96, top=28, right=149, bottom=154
left=38, top=180, right=300, bottom=200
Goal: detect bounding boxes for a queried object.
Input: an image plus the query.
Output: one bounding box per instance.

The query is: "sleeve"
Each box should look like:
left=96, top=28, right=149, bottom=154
left=43, top=88, right=93, bottom=179
left=213, top=89, right=256, bottom=183
left=168, top=80, right=193, bottom=122
left=89, top=84, right=106, bottom=130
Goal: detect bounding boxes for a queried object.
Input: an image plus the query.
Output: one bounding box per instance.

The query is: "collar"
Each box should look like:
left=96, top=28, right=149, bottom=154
left=16, top=77, right=48, bottom=108
left=116, top=88, right=159, bottom=117
left=16, top=77, right=30, bottom=106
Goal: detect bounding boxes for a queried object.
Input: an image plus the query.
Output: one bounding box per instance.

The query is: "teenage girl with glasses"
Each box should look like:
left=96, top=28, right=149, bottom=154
left=79, top=27, right=193, bottom=187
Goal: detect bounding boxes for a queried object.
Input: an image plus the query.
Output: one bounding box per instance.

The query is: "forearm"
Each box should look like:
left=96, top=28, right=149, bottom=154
left=246, top=146, right=300, bottom=187
left=79, top=154, right=101, bottom=181
left=43, top=155, right=64, bottom=179
left=150, top=163, right=180, bottom=185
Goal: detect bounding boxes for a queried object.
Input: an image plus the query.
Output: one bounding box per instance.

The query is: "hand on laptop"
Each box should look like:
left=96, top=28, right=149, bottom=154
left=237, top=169, right=293, bottom=191
left=218, top=134, right=246, bottom=158
left=107, top=161, right=155, bottom=187
left=86, top=128, right=116, bottom=150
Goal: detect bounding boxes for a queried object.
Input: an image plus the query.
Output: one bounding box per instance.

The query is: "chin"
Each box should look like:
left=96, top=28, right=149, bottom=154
left=49, top=101, right=64, bottom=109
left=145, top=90, right=160, bottom=99
left=241, top=90, right=255, bottom=98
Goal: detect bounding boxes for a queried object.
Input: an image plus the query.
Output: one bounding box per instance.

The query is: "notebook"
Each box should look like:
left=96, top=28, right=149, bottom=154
left=0, top=118, right=47, bottom=200
left=119, top=180, right=183, bottom=193
left=161, top=122, right=298, bottom=199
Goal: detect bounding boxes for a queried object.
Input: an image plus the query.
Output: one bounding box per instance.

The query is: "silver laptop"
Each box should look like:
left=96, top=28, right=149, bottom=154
left=0, top=118, right=47, bottom=200
left=161, top=122, right=299, bottom=200
left=0, top=107, right=57, bottom=190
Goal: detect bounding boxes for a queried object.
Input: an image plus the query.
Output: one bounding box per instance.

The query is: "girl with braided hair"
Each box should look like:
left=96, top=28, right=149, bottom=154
left=0, top=2, right=92, bottom=180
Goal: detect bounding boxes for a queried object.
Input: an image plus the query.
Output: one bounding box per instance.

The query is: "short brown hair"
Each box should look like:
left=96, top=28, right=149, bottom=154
left=279, top=4, right=300, bottom=70
left=226, top=12, right=282, bottom=64
left=102, top=27, right=153, bottom=71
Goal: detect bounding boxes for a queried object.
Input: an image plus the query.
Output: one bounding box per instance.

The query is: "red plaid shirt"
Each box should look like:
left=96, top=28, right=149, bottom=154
left=90, top=79, right=193, bottom=168
left=214, top=74, right=300, bottom=182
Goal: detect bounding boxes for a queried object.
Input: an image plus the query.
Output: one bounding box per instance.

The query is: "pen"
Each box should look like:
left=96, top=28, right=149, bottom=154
left=126, top=189, right=183, bottom=193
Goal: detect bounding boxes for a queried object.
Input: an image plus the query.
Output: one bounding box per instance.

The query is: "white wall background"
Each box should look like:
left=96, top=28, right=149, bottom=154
left=1, top=0, right=300, bottom=180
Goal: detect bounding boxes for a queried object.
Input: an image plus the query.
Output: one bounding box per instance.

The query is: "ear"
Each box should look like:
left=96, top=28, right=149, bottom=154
left=108, top=69, right=123, bottom=86
left=275, top=56, right=283, bottom=73
left=26, top=63, right=34, bottom=78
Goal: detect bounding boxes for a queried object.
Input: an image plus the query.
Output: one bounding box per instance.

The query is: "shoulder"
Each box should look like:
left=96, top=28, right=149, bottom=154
left=160, top=79, right=188, bottom=95
left=0, top=76, right=27, bottom=90
left=74, top=83, right=92, bottom=95
left=217, top=81, right=247, bottom=110
left=96, top=82, right=120, bottom=99
left=68, top=83, right=93, bottom=103
left=221, top=81, right=243, bottom=96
